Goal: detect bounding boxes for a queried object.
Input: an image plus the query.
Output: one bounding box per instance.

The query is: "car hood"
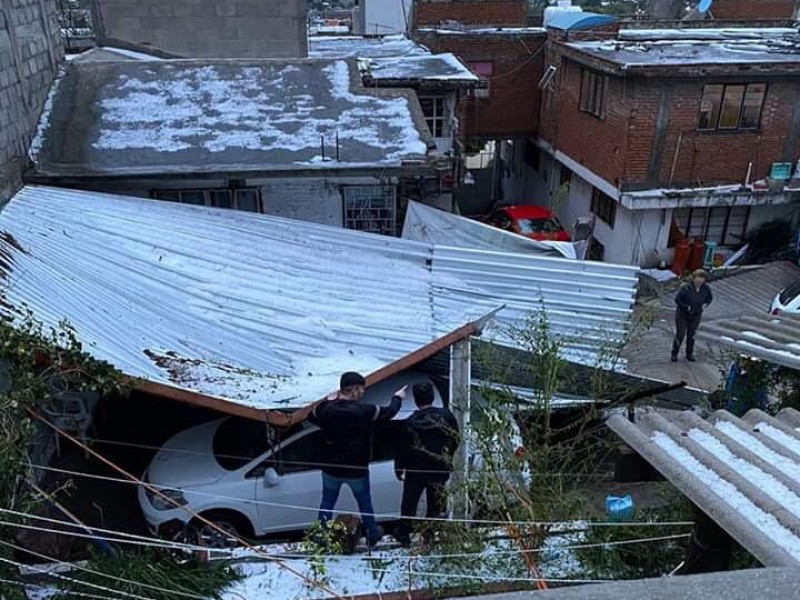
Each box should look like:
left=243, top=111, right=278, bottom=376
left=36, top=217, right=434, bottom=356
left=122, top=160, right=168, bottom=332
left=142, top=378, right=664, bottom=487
left=146, top=419, right=228, bottom=488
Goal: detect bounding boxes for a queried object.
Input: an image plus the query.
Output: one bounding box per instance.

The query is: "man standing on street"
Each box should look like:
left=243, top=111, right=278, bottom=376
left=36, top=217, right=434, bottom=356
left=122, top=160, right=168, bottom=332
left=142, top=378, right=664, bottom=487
left=309, top=371, right=405, bottom=548
left=672, top=269, right=713, bottom=362
left=394, top=382, right=460, bottom=547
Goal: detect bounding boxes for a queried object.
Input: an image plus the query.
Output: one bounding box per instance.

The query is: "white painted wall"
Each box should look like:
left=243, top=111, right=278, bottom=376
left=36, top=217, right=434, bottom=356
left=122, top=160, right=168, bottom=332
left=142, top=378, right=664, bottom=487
left=363, top=0, right=411, bottom=34
left=499, top=139, right=546, bottom=205
left=254, top=178, right=345, bottom=226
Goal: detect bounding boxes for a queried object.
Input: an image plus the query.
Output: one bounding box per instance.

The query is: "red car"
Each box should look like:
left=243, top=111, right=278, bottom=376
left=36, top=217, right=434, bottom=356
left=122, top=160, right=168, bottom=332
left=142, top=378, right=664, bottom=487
left=483, top=205, right=571, bottom=242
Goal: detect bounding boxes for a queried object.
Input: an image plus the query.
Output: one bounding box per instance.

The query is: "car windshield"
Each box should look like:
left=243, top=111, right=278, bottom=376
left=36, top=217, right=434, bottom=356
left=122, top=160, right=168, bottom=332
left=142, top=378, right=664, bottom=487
left=516, top=218, right=562, bottom=234
left=212, top=418, right=283, bottom=471
left=779, top=280, right=800, bottom=305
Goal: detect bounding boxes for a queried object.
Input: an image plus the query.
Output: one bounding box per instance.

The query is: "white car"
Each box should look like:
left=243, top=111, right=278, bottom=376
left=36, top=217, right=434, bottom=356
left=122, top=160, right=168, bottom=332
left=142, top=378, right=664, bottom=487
left=139, top=372, right=443, bottom=546
left=770, top=279, right=800, bottom=316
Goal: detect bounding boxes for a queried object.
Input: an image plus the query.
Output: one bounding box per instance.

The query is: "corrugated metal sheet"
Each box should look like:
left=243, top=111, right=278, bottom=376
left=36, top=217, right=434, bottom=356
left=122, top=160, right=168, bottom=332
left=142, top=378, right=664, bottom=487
left=699, top=314, right=800, bottom=371
left=608, top=407, right=800, bottom=567
left=0, top=186, right=638, bottom=410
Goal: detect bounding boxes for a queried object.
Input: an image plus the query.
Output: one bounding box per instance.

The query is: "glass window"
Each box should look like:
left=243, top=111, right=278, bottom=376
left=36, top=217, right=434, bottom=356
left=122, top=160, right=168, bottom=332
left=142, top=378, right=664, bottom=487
left=276, top=432, right=321, bottom=475
left=698, top=83, right=766, bottom=131
left=236, top=189, right=261, bottom=212
left=591, top=188, right=616, bottom=228
left=342, top=185, right=396, bottom=236
left=154, top=191, right=181, bottom=202
left=210, top=190, right=233, bottom=209
left=672, top=206, right=750, bottom=245
left=213, top=418, right=273, bottom=471
left=739, top=84, right=766, bottom=129
left=579, top=69, right=606, bottom=118
left=718, top=85, right=746, bottom=129
left=418, top=96, right=447, bottom=138
left=179, top=191, right=206, bottom=205
left=698, top=84, right=723, bottom=130
left=779, top=280, right=800, bottom=306
left=517, top=218, right=563, bottom=234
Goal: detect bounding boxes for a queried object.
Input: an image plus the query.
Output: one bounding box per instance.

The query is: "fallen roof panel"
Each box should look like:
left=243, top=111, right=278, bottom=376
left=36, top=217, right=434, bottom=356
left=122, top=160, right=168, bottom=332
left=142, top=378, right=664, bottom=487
left=608, top=407, right=800, bottom=567
left=698, top=314, right=800, bottom=371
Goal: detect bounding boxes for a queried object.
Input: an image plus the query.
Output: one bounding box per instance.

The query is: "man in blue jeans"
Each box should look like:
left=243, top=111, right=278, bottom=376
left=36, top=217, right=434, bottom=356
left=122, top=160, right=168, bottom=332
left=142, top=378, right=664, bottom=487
left=309, top=371, right=405, bottom=547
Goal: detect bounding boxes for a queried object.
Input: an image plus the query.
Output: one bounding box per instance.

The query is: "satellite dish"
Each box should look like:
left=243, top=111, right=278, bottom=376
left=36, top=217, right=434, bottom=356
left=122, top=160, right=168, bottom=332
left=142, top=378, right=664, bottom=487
left=698, top=0, right=713, bottom=12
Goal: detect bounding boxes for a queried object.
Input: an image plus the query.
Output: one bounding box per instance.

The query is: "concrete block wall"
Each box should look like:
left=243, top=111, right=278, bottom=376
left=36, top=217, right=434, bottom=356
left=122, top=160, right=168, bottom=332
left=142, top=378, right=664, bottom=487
left=95, top=0, right=308, bottom=58
left=0, top=0, right=63, bottom=202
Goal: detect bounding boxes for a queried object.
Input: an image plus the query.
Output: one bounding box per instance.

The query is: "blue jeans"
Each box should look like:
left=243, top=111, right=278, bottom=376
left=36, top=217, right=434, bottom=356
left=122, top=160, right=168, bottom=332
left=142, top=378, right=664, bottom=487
left=318, top=472, right=379, bottom=539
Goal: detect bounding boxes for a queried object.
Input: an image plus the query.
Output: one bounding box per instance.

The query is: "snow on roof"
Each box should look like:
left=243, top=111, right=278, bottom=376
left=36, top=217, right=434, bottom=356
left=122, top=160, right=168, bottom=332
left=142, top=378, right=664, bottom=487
left=364, top=53, right=479, bottom=82
left=0, top=187, right=638, bottom=410
left=30, top=59, right=431, bottom=178
left=568, top=27, right=800, bottom=68
left=308, top=34, right=428, bottom=59
left=699, top=314, right=800, bottom=371
left=67, top=46, right=164, bottom=62
left=416, top=27, right=546, bottom=36
left=0, top=186, right=496, bottom=411
left=608, top=407, right=800, bottom=567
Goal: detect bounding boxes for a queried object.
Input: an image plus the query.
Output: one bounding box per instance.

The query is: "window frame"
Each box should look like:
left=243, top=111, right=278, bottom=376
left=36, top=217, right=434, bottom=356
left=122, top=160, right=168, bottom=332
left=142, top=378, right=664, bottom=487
left=151, top=188, right=263, bottom=212
left=590, top=188, right=617, bottom=229
left=418, top=95, right=449, bottom=139
left=579, top=68, right=607, bottom=118
left=697, top=83, right=767, bottom=132
left=466, top=61, right=493, bottom=99
left=342, top=185, right=397, bottom=236
left=672, top=206, right=751, bottom=246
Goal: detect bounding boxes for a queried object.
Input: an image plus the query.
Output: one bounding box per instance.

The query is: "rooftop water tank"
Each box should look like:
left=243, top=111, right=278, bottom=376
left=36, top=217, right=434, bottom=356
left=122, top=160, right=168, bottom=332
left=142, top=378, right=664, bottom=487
left=543, top=0, right=583, bottom=28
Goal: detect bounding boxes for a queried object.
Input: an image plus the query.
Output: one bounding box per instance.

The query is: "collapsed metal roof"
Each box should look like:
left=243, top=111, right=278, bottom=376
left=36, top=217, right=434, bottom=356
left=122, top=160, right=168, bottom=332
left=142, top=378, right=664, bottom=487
left=699, top=314, right=800, bottom=371
left=608, top=407, right=800, bottom=567
left=0, top=187, right=638, bottom=413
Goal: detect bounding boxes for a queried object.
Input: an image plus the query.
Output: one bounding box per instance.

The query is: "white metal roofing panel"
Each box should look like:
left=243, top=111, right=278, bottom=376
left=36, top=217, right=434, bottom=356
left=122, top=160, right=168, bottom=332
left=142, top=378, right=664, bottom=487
left=0, top=187, right=638, bottom=409
left=699, top=315, right=800, bottom=371
left=608, top=407, right=800, bottom=567
left=0, top=186, right=497, bottom=410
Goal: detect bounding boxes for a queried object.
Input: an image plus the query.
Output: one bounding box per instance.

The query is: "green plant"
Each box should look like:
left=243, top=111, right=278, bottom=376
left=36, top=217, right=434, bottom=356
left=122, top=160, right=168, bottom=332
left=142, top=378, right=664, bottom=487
left=300, top=520, right=346, bottom=588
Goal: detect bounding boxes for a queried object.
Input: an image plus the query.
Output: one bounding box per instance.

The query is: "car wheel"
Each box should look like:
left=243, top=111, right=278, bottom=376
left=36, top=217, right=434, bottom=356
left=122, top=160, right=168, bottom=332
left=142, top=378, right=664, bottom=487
left=191, top=512, right=252, bottom=549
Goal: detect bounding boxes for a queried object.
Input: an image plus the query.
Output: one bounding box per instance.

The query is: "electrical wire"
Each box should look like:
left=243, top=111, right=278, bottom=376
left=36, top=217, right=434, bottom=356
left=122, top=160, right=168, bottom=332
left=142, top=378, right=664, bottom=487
left=0, top=554, right=157, bottom=600
left=0, top=538, right=210, bottom=600
left=29, top=409, right=348, bottom=600
left=29, top=463, right=695, bottom=528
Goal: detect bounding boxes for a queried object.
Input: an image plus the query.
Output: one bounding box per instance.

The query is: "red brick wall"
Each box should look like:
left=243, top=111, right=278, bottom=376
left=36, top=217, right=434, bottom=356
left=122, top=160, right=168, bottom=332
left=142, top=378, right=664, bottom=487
left=415, top=30, right=546, bottom=138
left=414, top=0, right=526, bottom=27
left=540, top=45, right=800, bottom=189
left=712, top=0, right=796, bottom=19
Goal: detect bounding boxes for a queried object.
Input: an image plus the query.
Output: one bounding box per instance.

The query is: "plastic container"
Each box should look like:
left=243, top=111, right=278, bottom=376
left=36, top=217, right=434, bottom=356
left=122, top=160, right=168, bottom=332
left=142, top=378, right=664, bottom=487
left=671, top=242, right=690, bottom=274
left=688, top=240, right=705, bottom=272
left=703, top=241, right=718, bottom=268
left=606, top=495, right=634, bottom=521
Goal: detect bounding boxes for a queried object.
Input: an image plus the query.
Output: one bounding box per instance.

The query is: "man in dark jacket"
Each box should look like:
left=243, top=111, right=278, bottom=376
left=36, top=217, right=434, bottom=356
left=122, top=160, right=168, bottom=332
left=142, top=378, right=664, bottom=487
left=394, top=382, right=460, bottom=547
left=308, top=371, right=405, bottom=547
left=672, top=269, right=713, bottom=362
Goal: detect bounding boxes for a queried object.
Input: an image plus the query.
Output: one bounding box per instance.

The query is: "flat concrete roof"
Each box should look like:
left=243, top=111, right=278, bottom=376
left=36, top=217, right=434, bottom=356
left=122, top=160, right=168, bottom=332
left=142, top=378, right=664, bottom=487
left=30, top=59, right=432, bottom=178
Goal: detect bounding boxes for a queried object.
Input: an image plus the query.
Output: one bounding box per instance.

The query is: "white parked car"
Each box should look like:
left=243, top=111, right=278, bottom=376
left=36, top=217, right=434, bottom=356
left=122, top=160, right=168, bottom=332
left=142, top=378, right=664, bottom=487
left=139, top=372, right=443, bottom=546
left=770, top=279, right=800, bottom=316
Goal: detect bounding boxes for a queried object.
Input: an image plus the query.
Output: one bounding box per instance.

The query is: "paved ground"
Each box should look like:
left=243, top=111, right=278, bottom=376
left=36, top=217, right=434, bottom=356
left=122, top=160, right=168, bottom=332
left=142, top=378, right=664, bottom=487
left=624, top=262, right=800, bottom=392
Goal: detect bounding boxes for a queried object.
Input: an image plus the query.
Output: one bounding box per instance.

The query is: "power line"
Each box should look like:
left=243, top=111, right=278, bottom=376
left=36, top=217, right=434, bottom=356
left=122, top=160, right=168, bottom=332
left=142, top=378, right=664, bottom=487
left=28, top=409, right=347, bottom=600
left=0, top=554, right=158, bottom=600
left=30, top=463, right=695, bottom=528
left=0, top=538, right=210, bottom=600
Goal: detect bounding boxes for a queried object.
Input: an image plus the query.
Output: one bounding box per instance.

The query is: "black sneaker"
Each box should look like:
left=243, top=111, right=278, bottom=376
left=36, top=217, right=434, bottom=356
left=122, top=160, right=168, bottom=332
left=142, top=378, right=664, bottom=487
left=687, top=356, right=696, bottom=362
left=670, top=355, right=678, bottom=362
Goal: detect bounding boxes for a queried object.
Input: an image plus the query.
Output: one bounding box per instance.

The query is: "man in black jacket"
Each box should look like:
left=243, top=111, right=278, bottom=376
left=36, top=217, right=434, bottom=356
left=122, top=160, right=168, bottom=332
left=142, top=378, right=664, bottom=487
left=309, top=371, right=405, bottom=547
left=394, top=382, right=460, bottom=547
left=672, top=269, right=713, bottom=362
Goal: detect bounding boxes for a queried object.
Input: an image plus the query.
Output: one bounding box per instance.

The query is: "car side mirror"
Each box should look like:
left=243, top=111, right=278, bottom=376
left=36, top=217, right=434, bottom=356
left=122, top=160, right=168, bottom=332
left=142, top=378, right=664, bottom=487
left=263, top=467, right=280, bottom=488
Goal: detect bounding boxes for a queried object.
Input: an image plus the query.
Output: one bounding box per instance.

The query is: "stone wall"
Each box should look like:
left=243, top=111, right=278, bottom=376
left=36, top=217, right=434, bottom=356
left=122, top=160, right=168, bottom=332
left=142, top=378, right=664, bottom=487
left=94, top=0, right=308, bottom=58
left=0, top=0, right=63, bottom=202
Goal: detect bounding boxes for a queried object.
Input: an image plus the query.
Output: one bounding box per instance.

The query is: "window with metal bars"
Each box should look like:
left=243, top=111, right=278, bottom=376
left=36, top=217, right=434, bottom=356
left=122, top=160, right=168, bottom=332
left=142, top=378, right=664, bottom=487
left=418, top=96, right=448, bottom=138
left=342, top=185, right=396, bottom=236
left=579, top=69, right=606, bottom=118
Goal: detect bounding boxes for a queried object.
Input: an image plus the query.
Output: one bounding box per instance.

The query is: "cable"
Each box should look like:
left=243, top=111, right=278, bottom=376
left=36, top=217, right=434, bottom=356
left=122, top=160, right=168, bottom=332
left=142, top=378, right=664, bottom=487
left=0, top=538, right=210, bottom=600
left=0, top=554, right=157, bottom=600
left=28, top=409, right=347, bottom=600
left=29, top=463, right=695, bottom=528
left=0, top=577, right=129, bottom=600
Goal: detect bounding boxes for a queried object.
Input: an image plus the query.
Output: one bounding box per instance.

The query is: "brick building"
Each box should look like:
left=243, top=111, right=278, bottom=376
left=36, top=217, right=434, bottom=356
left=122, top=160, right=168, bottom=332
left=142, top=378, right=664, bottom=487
left=712, top=0, right=798, bottom=20
left=413, top=0, right=526, bottom=28
left=93, top=0, right=308, bottom=58
left=0, top=0, right=63, bottom=203
left=415, top=28, right=546, bottom=140
left=525, top=24, right=800, bottom=266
